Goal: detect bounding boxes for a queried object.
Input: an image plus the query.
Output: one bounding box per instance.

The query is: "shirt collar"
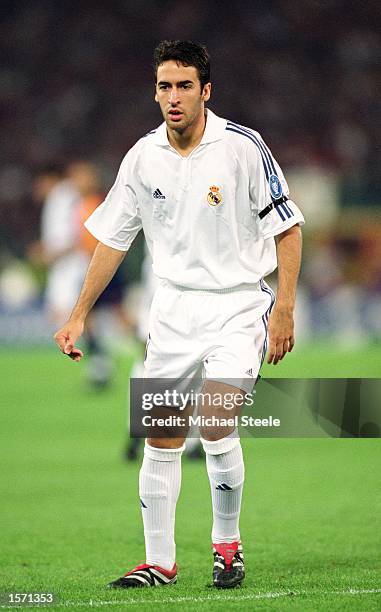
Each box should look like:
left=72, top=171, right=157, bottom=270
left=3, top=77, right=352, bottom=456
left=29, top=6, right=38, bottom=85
left=152, top=108, right=227, bottom=147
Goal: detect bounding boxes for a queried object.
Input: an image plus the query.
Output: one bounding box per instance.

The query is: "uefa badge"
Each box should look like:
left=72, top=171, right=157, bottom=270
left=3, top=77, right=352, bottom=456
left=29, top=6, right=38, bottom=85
left=269, top=174, right=283, bottom=200
left=207, top=185, right=223, bottom=207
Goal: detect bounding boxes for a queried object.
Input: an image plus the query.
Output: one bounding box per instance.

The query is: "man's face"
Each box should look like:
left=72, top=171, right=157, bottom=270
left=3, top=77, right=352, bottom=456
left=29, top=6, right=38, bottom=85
left=155, top=60, right=211, bottom=133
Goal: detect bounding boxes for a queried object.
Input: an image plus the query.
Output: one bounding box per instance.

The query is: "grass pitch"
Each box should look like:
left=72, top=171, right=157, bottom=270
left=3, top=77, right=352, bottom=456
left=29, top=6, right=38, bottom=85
left=1, top=343, right=380, bottom=611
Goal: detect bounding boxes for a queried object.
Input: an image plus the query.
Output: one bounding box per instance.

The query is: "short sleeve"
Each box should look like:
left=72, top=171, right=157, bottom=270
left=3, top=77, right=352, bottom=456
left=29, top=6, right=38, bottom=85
left=84, top=153, right=142, bottom=251
left=248, top=133, right=305, bottom=239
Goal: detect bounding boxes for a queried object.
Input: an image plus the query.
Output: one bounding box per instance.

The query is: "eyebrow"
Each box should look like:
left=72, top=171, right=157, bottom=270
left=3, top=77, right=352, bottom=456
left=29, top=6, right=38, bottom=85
left=157, top=80, right=194, bottom=86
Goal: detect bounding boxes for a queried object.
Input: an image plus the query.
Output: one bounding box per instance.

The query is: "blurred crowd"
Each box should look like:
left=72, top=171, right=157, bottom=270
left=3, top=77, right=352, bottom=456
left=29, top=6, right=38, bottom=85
left=0, top=1, right=380, bottom=344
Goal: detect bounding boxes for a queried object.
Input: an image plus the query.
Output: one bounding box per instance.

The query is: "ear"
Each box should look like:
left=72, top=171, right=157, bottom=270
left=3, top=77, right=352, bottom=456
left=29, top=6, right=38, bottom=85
left=155, top=88, right=159, bottom=103
left=202, top=82, right=211, bottom=103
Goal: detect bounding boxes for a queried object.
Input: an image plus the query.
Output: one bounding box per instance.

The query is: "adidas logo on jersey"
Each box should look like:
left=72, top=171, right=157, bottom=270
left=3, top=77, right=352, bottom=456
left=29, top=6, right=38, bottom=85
left=153, top=188, right=165, bottom=199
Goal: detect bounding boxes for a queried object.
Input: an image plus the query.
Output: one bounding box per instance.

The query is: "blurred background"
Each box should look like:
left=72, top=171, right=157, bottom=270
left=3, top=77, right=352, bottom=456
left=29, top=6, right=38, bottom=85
left=0, top=0, right=380, bottom=354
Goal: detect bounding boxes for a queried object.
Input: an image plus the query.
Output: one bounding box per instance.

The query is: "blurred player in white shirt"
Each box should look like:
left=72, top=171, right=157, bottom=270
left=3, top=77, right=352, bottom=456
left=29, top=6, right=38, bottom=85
left=54, top=41, right=304, bottom=589
left=30, top=164, right=88, bottom=326
left=31, top=163, right=122, bottom=388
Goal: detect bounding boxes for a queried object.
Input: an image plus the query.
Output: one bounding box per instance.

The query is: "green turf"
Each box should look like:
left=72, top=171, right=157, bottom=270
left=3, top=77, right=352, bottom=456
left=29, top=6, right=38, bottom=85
left=260, top=340, right=381, bottom=378
left=0, top=346, right=380, bottom=611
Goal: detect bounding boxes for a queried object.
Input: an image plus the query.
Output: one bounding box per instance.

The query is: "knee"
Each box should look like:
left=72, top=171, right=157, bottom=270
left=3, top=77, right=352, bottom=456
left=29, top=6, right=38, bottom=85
left=199, top=427, right=235, bottom=442
left=147, top=437, right=185, bottom=449
left=201, top=430, right=240, bottom=456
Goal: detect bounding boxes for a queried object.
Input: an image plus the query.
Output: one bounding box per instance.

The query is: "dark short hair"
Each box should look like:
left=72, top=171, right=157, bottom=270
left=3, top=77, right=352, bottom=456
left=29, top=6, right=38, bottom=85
left=154, top=40, right=211, bottom=90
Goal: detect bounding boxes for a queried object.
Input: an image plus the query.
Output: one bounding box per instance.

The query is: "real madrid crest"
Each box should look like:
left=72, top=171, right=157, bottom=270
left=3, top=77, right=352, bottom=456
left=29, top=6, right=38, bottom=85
left=207, top=185, right=222, bottom=207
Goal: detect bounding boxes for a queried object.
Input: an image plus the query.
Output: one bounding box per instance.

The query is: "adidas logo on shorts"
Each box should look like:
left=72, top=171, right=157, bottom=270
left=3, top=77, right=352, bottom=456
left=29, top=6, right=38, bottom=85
left=153, top=188, right=165, bottom=199
left=245, top=368, right=253, bottom=377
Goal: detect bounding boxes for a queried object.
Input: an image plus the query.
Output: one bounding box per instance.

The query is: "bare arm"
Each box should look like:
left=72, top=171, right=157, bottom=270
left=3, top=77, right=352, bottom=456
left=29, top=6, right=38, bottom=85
left=267, top=224, right=302, bottom=365
left=54, top=242, right=126, bottom=360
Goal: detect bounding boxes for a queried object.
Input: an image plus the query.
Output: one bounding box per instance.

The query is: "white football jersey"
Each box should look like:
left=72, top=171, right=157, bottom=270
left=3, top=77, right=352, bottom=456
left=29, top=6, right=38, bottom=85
left=85, top=109, right=304, bottom=290
left=40, top=179, right=87, bottom=318
left=41, top=179, right=79, bottom=256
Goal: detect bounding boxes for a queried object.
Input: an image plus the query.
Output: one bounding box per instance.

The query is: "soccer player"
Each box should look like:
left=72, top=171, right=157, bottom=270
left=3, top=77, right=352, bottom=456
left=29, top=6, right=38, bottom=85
left=30, top=164, right=85, bottom=326
left=54, top=40, right=304, bottom=589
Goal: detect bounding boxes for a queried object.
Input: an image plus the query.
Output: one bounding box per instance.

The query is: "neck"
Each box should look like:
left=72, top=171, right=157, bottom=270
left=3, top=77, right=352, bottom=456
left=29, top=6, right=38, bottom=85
left=167, top=110, right=207, bottom=156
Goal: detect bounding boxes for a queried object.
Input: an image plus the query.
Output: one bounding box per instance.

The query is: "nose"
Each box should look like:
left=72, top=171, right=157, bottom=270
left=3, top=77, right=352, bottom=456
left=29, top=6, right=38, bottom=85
left=168, top=87, right=180, bottom=105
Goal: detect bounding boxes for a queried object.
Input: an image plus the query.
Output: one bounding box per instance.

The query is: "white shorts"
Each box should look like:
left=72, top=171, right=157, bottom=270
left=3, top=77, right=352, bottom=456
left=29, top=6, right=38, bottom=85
left=136, top=251, right=160, bottom=342
left=144, top=280, right=275, bottom=393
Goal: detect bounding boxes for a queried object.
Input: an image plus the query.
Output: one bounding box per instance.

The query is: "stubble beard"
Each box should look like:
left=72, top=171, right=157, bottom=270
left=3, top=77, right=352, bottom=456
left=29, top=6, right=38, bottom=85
left=166, top=106, right=202, bottom=136
left=166, top=114, right=188, bottom=135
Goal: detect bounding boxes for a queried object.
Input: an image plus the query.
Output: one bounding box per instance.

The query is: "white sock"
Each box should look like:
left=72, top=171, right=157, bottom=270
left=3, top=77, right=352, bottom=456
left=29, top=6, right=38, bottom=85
left=139, top=443, right=184, bottom=570
left=201, top=431, right=244, bottom=544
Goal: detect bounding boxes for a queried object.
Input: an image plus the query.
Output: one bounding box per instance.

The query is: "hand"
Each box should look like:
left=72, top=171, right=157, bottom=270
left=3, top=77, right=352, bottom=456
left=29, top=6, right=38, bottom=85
left=54, top=319, right=85, bottom=362
left=267, top=305, right=295, bottom=365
